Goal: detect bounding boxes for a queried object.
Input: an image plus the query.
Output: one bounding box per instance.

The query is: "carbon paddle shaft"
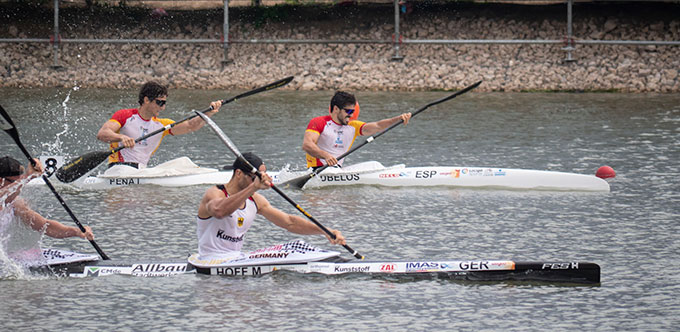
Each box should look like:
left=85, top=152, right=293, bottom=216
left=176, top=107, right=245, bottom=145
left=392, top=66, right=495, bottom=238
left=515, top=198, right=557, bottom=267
left=288, top=80, right=483, bottom=188
left=116, top=76, right=296, bottom=152
left=55, top=76, right=294, bottom=183
left=269, top=184, right=364, bottom=259
left=194, top=110, right=364, bottom=260
left=0, top=105, right=110, bottom=260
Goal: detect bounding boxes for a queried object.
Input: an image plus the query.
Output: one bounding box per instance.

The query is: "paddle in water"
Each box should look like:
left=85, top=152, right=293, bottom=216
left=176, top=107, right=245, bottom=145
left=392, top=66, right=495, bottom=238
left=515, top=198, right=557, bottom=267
left=55, top=76, right=295, bottom=183
left=283, top=80, right=483, bottom=189
left=0, top=105, right=110, bottom=260
left=193, top=110, right=365, bottom=260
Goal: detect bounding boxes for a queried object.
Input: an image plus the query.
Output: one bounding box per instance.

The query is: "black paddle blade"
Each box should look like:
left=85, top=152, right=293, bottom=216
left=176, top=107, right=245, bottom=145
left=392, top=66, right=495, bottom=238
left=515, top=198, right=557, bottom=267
left=0, top=104, right=18, bottom=132
left=55, top=150, right=112, bottom=182
left=282, top=172, right=315, bottom=189
left=0, top=105, right=33, bottom=160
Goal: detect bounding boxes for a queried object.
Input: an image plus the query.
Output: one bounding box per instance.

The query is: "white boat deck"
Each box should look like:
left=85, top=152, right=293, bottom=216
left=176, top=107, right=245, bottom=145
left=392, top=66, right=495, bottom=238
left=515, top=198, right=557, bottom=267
left=28, top=157, right=611, bottom=191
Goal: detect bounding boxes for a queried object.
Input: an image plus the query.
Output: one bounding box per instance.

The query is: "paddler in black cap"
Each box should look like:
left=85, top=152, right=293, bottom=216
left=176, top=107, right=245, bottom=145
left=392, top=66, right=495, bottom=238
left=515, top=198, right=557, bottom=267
left=195, top=152, right=346, bottom=259
left=0, top=156, right=94, bottom=247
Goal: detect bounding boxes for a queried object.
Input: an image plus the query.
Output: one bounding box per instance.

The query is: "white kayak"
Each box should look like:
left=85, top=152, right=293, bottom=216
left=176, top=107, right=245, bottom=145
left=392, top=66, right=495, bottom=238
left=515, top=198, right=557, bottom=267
left=279, top=161, right=611, bottom=192
left=29, top=157, right=610, bottom=192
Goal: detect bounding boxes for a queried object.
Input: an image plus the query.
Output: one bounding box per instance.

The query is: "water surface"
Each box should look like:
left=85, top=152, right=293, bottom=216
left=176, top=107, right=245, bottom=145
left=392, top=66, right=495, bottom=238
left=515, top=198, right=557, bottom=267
left=0, top=88, right=678, bottom=331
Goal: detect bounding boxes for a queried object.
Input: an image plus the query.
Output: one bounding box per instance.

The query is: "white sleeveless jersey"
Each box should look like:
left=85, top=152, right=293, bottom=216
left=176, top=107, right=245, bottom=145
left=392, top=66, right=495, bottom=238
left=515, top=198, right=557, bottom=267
left=196, top=186, right=258, bottom=258
left=0, top=202, right=41, bottom=259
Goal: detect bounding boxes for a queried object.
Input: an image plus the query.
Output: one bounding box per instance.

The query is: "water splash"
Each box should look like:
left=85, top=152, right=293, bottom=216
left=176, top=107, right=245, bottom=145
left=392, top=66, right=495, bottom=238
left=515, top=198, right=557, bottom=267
left=0, top=180, right=51, bottom=280
left=0, top=236, right=28, bottom=280
left=41, top=86, right=81, bottom=156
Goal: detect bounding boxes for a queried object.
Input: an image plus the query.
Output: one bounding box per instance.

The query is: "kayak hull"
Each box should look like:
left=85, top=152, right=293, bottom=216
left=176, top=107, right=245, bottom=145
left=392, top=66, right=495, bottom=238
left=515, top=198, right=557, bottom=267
left=28, top=159, right=610, bottom=192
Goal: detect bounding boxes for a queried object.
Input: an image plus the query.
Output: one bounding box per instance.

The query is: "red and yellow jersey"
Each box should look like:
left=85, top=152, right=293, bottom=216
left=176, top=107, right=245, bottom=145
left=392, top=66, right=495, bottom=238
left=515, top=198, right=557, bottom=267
left=107, top=108, right=175, bottom=167
left=305, top=115, right=365, bottom=168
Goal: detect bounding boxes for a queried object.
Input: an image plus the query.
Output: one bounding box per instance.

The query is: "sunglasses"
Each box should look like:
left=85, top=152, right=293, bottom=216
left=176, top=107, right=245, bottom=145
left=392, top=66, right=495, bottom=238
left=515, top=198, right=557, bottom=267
left=154, top=99, right=167, bottom=107
left=240, top=170, right=256, bottom=181
left=342, top=108, right=355, bottom=115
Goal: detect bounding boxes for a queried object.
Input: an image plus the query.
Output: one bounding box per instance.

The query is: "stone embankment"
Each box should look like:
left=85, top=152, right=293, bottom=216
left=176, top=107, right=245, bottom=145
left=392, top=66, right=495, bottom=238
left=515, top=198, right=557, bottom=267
left=0, top=3, right=678, bottom=92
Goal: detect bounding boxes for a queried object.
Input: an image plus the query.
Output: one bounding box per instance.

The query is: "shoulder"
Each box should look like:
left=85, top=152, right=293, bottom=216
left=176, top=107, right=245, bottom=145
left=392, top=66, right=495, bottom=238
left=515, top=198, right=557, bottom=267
left=348, top=120, right=365, bottom=132
left=202, top=185, right=224, bottom=201
left=112, top=108, right=138, bottom=118
left=306, top=115, right=332, bottom=132
left=154, top=117, right=175, bottom=126
left=252, top=192, right=270, bottom=212
left=308, top=115, right=332, bottom=124
left=110, top=108, right=138, bottom=124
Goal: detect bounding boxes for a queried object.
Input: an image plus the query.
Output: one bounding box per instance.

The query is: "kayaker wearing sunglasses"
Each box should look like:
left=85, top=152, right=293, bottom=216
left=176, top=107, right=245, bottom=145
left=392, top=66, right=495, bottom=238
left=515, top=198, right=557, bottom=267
left=302, top=91, right=411, bottom=169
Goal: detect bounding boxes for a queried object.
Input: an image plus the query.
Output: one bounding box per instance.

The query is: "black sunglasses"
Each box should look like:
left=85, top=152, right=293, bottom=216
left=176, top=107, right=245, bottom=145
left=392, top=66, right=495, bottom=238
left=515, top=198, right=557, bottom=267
left=240, top=169, right=256, bottom=181
left=154, top=99, right=167, bottom=107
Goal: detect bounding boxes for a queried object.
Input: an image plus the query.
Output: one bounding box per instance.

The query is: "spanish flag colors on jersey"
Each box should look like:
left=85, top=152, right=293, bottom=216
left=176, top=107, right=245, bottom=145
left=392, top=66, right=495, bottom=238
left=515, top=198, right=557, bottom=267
left=107, top=108, right=175, bottom=167
left=305, top=115, right=366, bottom=168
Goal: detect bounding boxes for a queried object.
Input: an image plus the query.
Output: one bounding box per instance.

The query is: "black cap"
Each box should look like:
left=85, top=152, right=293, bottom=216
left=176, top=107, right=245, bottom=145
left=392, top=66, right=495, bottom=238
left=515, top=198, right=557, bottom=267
left=0, top=156, right=23, bottom=178
left=230, top=152, right=263, bottom=174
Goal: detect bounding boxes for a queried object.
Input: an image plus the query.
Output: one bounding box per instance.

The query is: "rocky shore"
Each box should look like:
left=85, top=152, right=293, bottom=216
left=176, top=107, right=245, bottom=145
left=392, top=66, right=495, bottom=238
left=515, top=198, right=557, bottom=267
left=0, top=3, right=678, bottom=92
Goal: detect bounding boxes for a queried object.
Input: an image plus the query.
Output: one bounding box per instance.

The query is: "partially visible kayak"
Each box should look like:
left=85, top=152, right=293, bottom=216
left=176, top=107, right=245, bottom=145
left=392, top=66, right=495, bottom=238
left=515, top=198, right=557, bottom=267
left=28, top=157, right=611, bottom=192
left=28, top=248, right=194, bottom=278
left=28, top=156, right=231, bottom=189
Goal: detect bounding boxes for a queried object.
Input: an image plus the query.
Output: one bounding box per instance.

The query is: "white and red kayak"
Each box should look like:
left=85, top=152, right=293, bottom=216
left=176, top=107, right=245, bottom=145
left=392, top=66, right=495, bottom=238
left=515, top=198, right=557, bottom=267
left=28, top=157, right=611, bottom=192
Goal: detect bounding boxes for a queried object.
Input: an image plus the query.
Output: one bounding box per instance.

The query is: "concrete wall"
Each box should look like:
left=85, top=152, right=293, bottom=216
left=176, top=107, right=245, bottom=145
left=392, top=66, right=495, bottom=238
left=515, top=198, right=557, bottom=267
left=0, top=3, right=678, bottom=92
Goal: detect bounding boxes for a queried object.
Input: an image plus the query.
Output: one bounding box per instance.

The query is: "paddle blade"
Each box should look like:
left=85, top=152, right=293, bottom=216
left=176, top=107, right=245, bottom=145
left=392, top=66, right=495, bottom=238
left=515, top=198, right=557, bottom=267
left=55, top=150, right=112, bottom=182
left=281, top=172, right=315, bottom=189
left=0, top=105, right=17, bottom=131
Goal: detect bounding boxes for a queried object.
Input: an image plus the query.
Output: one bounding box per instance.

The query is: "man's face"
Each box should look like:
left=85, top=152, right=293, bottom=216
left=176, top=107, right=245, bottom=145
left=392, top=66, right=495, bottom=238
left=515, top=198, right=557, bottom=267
left=146, top=95, right=167, bottom=117
left=1, top=167, right=24, bottom=203
left=237, top=164, right=267, bottom=189
left=335, top=104, right=355, bottom=125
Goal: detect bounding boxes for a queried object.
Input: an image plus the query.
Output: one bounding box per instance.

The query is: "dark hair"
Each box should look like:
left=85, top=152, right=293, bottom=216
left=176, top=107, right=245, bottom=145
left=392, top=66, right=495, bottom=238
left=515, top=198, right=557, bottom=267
left=0, top=156, right=22, bottom=178
left=330, top=91, right=356, bottom=112
left=231, top=152, right=264, bottom=175
left=138, top=81, right=168, bottom=105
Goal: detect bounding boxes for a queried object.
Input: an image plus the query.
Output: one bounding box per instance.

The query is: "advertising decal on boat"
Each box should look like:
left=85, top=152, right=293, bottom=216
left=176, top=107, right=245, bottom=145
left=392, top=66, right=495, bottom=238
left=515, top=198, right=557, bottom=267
left=130, top=263, right=191, bottom=277
left=439, top=170, right=461, bottom=178
left=414, top=170, right=437, bottom=178
left=189, top=240, right=341, bottom=269
left=404, top=261, right=515, bottom=272
left=319, top=173, right=360, bottom=182
left=106, top=178, right=142, bottom=186
left=69, top=263, right=193, bottom=278
left=40, top=248, right=99, bottom=266
left=541, top=262, right=580, bottom=270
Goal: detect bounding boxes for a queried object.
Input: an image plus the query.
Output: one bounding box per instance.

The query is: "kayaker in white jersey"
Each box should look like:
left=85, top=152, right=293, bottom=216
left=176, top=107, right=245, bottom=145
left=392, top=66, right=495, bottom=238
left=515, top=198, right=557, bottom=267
left=1, top=156, right=94, bottom=260
left=302, top=91, right=412, bottom=168
left=96, top=81, right=222, bottom=169
left=195, top=152, right=346, bottom=259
